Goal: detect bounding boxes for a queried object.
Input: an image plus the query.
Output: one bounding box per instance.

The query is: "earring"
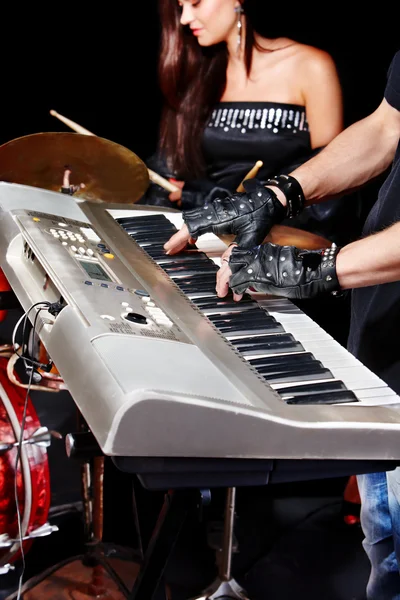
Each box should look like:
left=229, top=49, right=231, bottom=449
left=234, top=5, right=244, bottom=55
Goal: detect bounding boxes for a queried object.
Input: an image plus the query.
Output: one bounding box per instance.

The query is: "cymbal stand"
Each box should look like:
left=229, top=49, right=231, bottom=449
left=68, top=418, right=139, bottom=598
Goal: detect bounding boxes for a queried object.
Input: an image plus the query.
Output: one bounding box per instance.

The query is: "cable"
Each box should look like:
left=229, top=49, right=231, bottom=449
left=11, top=302, right=53, bottom=373
left=10, top=300, right=60, bottom=597
left=11, top=301, right=49, bottom=349
left=29, top=307, right=45, bottom=370
left=8, top=303, right=61, bottom=391
left=12, top=302, right=50, bottom=365
left=14, top=367, right=34, bottom=600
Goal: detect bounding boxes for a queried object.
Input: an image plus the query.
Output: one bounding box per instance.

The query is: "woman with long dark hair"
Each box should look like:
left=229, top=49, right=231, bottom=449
left=142, top=0, right=362, bottom=247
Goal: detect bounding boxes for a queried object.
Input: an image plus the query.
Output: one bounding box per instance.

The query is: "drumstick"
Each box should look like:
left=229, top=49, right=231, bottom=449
left=236, top=160, right=263, bottom=192
left=146, top=169, right=180, bottom=193
left=49, top=110, right=180, bottom=194
left=50, top=110, right=94, bottom=135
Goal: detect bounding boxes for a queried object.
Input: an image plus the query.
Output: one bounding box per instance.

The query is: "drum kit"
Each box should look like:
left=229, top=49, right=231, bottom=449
left=0, top=113, right=331, bottom=599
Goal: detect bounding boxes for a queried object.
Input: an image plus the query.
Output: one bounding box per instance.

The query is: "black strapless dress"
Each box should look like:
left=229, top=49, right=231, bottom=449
left=203, top=101, right=312, bottom=188
left=140, top=101, right=362, bottom=246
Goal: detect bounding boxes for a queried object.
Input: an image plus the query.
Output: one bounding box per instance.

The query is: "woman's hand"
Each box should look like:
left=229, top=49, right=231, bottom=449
left=168, top=179, right=184, bottom=205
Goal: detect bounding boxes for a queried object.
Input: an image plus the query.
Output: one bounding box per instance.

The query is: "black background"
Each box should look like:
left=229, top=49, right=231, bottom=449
left=0, top=7, right=398, bottom=595
left=1, top=3, right=398, bottom=167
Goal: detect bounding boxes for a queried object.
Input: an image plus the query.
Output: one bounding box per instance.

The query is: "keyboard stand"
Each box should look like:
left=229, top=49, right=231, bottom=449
left=127, top=487, right=249, bottom=600
left=66, top=426, right=400, bottom=599
left=192, top=487, right=249, bottom=600
left=128, top=489, right=207, bottom=600
left=113, top=455, right=399, bottom=600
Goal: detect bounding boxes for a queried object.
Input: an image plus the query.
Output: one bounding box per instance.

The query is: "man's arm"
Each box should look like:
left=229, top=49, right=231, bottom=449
left=221, top=221, right=400, bottom=301
left=164, top=94, right=400, bottom=256
left=337, top=222, right=400, bottom=289
left=271, top=98, right=400, bottom=207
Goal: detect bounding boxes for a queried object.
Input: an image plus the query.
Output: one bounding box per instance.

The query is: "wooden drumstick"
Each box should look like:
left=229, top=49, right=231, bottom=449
left=49, top=109, right=180, bottom=194
left=236, top=160, right=263, bottom=192
left=50, top=109, right=94, bottom=135
left=146, top=169, right=180, bottom=193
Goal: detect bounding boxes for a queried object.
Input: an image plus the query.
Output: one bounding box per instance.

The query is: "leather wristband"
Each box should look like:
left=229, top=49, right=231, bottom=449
left=264, top=174, right=305, bottom=219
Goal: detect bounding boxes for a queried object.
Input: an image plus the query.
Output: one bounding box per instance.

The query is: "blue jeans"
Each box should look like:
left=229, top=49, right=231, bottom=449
left=357, top=469, right=400, bottom=599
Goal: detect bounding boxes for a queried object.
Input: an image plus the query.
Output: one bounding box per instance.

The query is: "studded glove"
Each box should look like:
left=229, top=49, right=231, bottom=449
left=229, top=243, right=341, bottom=299
left=182, top=179, right=287, bottom=249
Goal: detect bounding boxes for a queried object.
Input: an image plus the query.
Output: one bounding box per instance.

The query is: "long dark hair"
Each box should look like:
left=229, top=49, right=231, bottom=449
left=157, top=0, right=263, bottom=178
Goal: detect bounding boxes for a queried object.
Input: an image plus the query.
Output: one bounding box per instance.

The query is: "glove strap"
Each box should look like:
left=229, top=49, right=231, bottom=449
left=321, top=243, right=342, bottom=295
left=264, top=174, right=305, bottom=218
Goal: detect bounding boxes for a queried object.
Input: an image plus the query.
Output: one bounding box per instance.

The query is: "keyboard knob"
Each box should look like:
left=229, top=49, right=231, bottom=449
left=123, top=312, right=148, bottom=325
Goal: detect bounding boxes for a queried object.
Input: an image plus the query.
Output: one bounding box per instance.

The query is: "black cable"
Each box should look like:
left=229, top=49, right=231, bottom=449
left=14, top=302, right=50, bottom=361
left=29, top=308, right=43, bottom=367
left=14, top=303, right=53, bottom=372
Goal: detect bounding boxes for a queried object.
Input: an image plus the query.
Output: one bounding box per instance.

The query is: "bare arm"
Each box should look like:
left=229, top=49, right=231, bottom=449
left=301, top=48, right=344, bottom=148
left=215, top=221, right=400, bottom=300
left=291, top=98, right=400, bottom=205
left=337, top=222, right=400, bottom=289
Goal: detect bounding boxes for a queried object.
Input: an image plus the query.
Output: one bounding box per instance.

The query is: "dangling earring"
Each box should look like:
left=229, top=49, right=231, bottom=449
left=234, top=5, right=244, bottom=56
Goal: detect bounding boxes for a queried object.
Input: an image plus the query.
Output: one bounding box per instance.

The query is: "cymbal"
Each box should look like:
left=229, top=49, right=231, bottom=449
left=0, top=132, right=149, bottom=204
left=219, top=225, right=331, bottom=251
left=264, top=225, right=331, bottom=249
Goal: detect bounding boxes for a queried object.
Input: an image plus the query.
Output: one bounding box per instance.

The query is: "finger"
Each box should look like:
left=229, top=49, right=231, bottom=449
left=221, top=243, right=237, bottom=263
left=163, top=225, right=190, bottom=254
left=216, top=263, right=231, bottom=298
left=169, top=178, right=185, bottom=189
left=229, top=270, right=250, bottom=297
left=169, top=191, right=182, bottom=202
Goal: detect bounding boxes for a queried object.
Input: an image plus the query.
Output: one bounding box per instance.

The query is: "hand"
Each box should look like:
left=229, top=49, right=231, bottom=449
left=216, top=244, right=243, bottom=301
left=163, top=224, right=196, bottom=255
left=182, top=179, right=287, bottom=249
left=168, top=179, right=184, bottom=205
left=228, top=243, right=341, bottom=300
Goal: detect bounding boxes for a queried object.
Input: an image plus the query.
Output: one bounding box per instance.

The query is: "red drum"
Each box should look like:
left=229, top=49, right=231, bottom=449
left=0, top=269, right=11, bottom=323
left=0, top=357, right=51, bottom=568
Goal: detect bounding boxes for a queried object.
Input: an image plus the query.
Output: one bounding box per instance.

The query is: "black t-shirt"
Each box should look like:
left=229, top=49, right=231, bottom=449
left=347, top=50, right=400, bottom=393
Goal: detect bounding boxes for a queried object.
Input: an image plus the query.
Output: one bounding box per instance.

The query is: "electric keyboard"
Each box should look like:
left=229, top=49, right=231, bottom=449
left=1, top=182, right=400, bottom=469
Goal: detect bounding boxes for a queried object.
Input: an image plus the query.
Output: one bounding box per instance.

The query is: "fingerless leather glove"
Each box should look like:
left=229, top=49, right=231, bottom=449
left=229, top=243, right=341, bottom=299
left=182, top=179, right=287, bottom=249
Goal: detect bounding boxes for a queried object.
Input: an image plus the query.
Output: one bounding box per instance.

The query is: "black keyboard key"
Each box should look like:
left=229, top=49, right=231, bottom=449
left=133, top=233, right=176, bottom=244
left=284, top=390, right=358, bottom=404
left=249, top=353, right=316, bottom=368
left=277, top=381, right=346, bottom=395
left=261, top=366, right=334, bottom=384
left=117, top=214, right=172, bottom=224
left=217, top=322, right=284, bottom=335
left=206, top=307, right=263, bottom=318
left=153, top=253, right=212, bottom=264
left=193, top=297, right=255, bottom=308
left=123, top=224, right=177, bottom=235
left=234, top=334, right=304, bottom=355
left=165, top=266, right=219, bottom=278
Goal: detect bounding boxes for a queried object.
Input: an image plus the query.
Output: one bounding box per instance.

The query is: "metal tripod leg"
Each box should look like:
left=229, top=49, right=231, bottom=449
left=193, top=487, right=249, bottom=600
